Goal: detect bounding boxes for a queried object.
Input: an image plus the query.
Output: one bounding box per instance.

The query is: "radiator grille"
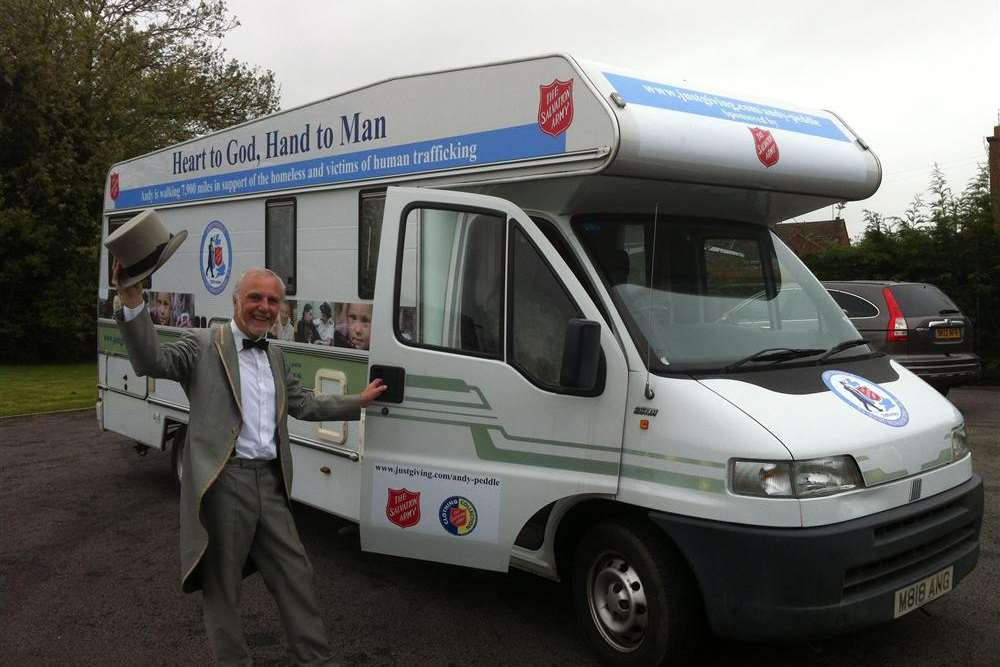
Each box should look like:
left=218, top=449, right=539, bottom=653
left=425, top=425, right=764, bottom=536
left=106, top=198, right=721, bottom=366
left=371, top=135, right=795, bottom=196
left=843, top=499, right=977, bottom=598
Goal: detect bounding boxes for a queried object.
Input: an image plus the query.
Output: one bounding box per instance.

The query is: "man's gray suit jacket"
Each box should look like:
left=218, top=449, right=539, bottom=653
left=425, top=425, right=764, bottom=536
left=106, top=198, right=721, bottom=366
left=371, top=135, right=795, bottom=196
left=117, top=310, right=361, bottom=593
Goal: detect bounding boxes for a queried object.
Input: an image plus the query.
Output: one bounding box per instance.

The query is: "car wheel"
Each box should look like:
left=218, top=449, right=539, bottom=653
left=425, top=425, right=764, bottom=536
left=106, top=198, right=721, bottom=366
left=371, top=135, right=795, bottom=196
left=572, top=518, right=704, bottom=666
left=169, top=426, right=187, bottom=489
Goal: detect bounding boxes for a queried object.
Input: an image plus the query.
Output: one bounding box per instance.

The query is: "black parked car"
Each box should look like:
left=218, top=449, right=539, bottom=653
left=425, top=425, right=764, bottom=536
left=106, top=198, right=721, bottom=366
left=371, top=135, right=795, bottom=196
left=823, top=281, right=981, bottom=393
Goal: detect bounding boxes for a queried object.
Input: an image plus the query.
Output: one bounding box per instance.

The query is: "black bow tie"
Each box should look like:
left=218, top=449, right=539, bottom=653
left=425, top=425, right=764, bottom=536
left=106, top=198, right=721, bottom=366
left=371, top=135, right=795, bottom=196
left=242, top=337, right=269, bottom=352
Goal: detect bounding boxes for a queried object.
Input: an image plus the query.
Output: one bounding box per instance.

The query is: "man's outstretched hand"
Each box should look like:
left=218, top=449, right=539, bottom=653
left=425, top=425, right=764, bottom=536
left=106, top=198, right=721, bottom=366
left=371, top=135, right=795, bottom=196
left=360, top=378, right=389, bottom=407
left=111, top=260, right=144, bottom=308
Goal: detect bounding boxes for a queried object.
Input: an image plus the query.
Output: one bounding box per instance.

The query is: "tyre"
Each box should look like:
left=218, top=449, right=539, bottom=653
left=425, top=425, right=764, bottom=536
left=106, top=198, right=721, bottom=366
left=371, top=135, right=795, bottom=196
left=169, top=426, right=187, bottom=489
left=572, top=518, right=704, bottom=666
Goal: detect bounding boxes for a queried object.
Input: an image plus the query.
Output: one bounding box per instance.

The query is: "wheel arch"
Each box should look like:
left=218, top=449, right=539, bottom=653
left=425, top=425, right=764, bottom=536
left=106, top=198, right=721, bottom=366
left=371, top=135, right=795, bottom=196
left=163, top=417, right=187, bottom=444
left=552, top=498, right=652, bottom=581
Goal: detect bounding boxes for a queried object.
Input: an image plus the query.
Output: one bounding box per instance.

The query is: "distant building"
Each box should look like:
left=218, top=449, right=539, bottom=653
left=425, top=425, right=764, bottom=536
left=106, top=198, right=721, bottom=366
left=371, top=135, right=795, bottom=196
left=773, top=219, right=850, bottom=256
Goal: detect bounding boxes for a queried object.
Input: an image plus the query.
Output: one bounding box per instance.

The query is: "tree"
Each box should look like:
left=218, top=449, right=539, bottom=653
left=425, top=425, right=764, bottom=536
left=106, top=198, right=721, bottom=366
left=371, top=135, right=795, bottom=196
left=804, top=164, right=999, bottom=380
left=0, top=0, right=280, bottom=361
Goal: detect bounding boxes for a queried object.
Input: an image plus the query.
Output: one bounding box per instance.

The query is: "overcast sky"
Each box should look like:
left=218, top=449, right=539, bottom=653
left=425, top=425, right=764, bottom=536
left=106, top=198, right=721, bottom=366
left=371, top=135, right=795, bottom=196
left=222, top=0, right=997, bottom=237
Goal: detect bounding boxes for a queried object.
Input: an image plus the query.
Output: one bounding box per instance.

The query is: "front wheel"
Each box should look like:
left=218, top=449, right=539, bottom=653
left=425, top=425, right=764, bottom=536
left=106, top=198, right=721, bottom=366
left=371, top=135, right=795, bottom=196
left=572, top=518, right=704, bottom=666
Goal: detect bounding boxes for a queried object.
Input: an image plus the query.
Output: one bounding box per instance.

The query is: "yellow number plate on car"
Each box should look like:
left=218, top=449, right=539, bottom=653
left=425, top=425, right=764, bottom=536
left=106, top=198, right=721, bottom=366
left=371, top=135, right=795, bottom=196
left=893, top=566, right=953, bottom=618
left=935, top=327, right=962, bottom=340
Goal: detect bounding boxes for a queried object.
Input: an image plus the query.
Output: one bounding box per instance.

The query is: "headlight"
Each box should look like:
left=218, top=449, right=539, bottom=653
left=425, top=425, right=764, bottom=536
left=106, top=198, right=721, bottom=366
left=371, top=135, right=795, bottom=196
left=731, top=456, right=864, bottom=498
left=951, top=424, right=970, bottom=460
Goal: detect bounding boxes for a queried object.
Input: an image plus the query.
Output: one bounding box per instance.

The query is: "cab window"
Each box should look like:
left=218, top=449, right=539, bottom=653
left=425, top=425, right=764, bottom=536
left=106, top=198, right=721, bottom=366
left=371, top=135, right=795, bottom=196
left=533, top=217, right=611, bottom=327
left=508, top=224, right=585, bottom=389
left=394, top=207, right=505, bottom=357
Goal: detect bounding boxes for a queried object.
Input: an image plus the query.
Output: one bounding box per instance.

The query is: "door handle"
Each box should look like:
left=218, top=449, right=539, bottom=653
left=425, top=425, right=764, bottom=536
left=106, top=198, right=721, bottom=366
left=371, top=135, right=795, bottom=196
left=369, top=365, right=405, bottom=403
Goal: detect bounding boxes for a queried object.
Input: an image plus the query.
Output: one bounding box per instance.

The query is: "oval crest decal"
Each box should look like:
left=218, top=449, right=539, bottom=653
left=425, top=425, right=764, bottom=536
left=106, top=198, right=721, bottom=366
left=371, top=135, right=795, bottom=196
left=822, top=370, right=908, bottom=428
left=200, top=220, right=233, bottom=295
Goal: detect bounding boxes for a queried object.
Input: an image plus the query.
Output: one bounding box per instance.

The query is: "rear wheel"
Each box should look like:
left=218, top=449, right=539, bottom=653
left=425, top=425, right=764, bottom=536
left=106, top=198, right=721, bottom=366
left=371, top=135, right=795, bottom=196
left=572, top=518, right=704, bottom=666
left=169, top=426, right=186, bottom=488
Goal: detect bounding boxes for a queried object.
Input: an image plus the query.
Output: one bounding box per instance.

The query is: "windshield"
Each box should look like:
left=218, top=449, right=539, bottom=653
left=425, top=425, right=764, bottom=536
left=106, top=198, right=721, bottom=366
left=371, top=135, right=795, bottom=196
left=573, top=214, right=865, bottom=372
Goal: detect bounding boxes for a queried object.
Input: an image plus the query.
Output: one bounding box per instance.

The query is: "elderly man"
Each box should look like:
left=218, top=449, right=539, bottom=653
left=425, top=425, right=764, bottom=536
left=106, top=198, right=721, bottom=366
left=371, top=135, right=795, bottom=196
left=113, top=263, right=386, bottom=666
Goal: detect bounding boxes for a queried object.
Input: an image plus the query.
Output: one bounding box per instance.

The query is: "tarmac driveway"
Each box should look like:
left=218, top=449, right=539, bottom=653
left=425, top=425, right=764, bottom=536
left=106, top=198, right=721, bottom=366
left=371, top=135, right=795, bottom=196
left=1, top=388, right=998, bottom=665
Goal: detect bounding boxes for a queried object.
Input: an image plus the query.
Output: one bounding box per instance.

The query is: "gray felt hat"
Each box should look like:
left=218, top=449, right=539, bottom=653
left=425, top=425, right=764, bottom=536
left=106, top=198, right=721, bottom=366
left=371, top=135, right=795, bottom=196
left=105, top=209, right=188, bottom=288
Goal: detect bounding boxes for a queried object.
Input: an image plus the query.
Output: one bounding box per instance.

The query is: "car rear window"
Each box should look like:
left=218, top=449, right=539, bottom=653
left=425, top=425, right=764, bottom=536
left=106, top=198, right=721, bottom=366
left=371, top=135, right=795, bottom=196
left=890, top=284, right=958, bottom=315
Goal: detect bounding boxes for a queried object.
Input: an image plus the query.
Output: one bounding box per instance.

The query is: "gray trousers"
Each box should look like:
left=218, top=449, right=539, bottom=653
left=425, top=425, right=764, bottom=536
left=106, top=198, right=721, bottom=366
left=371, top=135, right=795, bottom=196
left=201, top=458, right=334, bottom=666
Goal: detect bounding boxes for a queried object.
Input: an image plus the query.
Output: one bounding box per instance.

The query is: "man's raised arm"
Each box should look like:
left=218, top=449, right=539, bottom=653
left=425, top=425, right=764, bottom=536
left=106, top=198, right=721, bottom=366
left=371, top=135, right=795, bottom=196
left=113, top=260, right=199, bottom=383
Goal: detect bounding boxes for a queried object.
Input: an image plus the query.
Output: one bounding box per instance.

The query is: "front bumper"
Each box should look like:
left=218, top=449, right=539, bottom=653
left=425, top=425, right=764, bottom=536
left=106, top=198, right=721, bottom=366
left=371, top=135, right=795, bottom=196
left=897, top=353, right=981, bottom=387
left=649, top=474, right=983, bottom=641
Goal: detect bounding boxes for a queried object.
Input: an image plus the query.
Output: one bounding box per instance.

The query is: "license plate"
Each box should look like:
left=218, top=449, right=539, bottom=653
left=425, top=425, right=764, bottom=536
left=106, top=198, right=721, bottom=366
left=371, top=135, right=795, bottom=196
left=893, top=566, right=953, bottom=618
left=935, top=327, right=962, bottom=341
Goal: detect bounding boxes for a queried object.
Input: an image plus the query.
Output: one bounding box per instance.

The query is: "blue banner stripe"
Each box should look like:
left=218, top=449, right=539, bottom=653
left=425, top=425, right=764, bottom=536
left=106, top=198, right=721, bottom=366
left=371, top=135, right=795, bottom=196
left=604, top=72, right=848, bottom=142
left=114, top=124, right=566, bottom=209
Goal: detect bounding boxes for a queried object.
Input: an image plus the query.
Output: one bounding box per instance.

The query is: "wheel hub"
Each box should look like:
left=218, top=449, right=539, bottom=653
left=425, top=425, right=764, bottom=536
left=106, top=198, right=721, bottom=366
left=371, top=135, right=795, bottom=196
left=587, top=552, right=648, bottom=652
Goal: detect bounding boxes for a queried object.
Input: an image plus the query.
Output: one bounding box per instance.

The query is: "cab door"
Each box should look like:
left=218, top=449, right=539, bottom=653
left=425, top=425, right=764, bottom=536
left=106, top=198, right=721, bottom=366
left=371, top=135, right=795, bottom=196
left=360, top=187, right=628, bottom=571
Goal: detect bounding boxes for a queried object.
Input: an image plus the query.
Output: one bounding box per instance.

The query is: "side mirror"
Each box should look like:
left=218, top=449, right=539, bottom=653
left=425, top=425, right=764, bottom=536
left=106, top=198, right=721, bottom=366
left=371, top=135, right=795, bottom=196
left=560, top=319, right=601, bottom=390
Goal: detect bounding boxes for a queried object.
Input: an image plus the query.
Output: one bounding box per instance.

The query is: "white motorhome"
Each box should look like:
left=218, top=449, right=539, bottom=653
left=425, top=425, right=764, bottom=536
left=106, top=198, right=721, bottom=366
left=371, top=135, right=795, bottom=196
left=97, top=55, right=982, bottom=665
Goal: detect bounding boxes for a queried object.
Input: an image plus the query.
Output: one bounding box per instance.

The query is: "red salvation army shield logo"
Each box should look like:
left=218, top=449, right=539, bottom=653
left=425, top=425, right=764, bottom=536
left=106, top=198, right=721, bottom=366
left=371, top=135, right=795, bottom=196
left=538, top=78, right=574, bottom=137
left=749, top=127, right=780, bottom=168
left=110, top=172, right=120, bottom=200
left=385, top=488, right=421, bottom=528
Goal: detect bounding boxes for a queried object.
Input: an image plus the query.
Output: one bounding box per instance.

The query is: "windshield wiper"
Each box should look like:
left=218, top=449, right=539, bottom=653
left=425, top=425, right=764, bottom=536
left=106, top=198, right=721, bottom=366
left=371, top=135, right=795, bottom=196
left=815, top=338, right=870, bottom=363
left=939, top=308, right=961, bottom=315
left=722, top=347, right=826, bottom=373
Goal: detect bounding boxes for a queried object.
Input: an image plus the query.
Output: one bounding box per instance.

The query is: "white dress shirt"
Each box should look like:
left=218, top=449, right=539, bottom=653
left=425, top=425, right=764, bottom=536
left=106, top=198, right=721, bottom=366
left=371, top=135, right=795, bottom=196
left=123, top=303, right=278, bottom=460
left=228, top=321, right=278, bottom=460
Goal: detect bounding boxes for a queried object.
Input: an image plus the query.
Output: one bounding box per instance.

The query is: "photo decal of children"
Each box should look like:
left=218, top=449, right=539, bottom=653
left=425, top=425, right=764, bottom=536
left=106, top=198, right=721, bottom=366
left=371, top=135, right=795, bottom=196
left=270, top=299, right=296, bottom=341
left=342, top=302, right=372, bottom=351
left=287, top=300, right=372, bottom=350
left=99, top=290, right=196, bottom=327
left=150, top=292, right=196, bottom=327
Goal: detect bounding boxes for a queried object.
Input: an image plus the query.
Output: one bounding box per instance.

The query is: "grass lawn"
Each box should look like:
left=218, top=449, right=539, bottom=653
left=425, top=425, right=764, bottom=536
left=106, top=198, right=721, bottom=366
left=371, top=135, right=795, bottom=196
left=0, top=363, right=97, bottom=417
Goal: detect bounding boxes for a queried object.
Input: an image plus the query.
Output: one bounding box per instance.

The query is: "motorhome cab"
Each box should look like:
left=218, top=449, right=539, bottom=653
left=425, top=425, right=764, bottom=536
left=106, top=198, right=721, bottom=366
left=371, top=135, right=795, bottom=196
left=97, top=55, right=983, bottom=664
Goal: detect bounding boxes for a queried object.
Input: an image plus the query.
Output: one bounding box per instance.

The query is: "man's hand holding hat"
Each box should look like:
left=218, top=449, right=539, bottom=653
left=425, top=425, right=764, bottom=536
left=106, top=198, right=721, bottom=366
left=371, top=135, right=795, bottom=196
left=112, top=260, right=145, bottom=308
left=106, top=208, right=187, bottom=309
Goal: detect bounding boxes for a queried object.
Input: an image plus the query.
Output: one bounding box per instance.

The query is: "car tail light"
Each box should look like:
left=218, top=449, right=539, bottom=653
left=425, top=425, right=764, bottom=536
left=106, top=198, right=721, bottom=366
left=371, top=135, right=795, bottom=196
left=883, top=287, right=908, bottom=342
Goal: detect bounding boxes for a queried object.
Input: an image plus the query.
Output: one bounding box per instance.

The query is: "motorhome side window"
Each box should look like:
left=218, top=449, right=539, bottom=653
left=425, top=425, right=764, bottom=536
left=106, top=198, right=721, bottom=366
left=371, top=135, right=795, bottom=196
left=508, top=225, right=588, bottom=389
left=395, top=207, right=504, bottom=357
left=265, top=199, right=296, bottom=295
left=358, top=192, right=386, bottom=300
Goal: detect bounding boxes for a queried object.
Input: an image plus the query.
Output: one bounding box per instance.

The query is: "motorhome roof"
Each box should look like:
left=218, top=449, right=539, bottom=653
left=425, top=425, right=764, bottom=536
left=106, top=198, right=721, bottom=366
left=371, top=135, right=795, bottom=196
left=103, top=54, right=880, bottom=222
